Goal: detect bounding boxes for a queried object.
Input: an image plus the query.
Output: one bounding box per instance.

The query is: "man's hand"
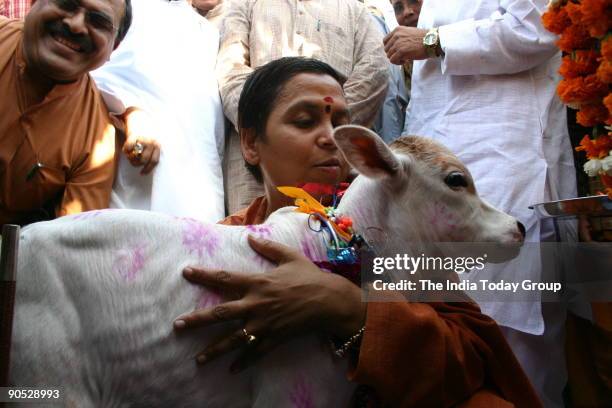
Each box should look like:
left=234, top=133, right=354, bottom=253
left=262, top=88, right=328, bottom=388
left=122, top=108, right=161, bottom=175
left=383, top=26, right=429, bottom=65
left=173, top=235, right=366, bottom=372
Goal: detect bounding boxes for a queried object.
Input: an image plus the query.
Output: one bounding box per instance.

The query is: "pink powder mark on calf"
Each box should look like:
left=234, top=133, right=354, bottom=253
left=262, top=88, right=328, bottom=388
left=246, top=224, right=273, bottom=239
left=71, top=210, right=105, bottom=221
left=113, top=242, right=148, bottom=282
left=245, top=225, right=275, bottom=268
left=300, top=238, right=322, bottom=263
left=428, top=202, right=459, bottom=230
left=196, top=287, right=223, bottom=309
left=182, top=218, right=220, bottom=258
left=289, top=375, right=314, bottom=408
left=428, top=202, right=469, bottom=240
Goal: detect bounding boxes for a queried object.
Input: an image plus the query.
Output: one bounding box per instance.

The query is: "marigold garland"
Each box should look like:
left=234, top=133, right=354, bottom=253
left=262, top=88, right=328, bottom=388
left=576, top=133, right=612, bottom=159
left=576, top=103, right=610, bottom=127
left=605, top=93, right=612, bottom=115
left=596, top=59, right=612, bottom=84
left=557, top=75, right=608, bottom=105
left=559, top=50, right=600, bottom=78
left=543, top=0, right=612, bottom=196
left=580, top=0, right=612, bottom=38
left=603, top=36, right=612, bottom=60
left=556, top=24, right=596, bottom=52
left=542, top=6, right=572, bottom=34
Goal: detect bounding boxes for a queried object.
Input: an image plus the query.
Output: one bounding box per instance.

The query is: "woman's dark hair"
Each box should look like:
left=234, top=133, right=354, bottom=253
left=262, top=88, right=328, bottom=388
left=238, top=57, right=345, bottom=182
left=116, top=0, right=132, bottom=45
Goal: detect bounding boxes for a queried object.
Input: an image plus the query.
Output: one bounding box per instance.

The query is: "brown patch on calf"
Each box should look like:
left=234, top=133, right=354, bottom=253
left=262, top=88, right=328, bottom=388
left=391, top=136, right=476, bottom=193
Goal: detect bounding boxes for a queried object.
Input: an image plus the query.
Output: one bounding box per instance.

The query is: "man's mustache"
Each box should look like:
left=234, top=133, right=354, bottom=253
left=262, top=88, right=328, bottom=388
left=46, top=20, right=94, bottom=53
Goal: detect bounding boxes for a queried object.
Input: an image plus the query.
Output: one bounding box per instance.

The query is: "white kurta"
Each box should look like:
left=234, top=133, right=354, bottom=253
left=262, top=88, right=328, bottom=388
left=406, top=0, right=577, bottom=332
left=92, top=0, right=225, bottom=224
left=405, top=2, right=577, bottom=406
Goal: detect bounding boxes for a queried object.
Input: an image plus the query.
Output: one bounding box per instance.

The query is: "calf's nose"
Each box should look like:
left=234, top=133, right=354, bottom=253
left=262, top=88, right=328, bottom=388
left=517, top=221, right=526, bottom=238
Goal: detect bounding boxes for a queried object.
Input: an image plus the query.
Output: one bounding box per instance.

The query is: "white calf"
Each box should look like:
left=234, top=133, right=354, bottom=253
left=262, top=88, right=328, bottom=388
left=10, top=126, right=523, bottom=407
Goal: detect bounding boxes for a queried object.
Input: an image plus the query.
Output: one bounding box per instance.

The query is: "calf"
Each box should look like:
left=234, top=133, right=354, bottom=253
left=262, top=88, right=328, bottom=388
left=10, top=126, right=523, bottom=407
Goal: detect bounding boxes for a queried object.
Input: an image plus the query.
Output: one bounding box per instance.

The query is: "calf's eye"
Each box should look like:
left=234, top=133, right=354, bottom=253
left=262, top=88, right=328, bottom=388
left=444, top=172, right=468, bottom=189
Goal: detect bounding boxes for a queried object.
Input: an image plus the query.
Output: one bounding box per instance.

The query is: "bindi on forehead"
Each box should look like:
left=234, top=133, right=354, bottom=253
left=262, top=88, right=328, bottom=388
left=323, top=96, right=333, bottom=114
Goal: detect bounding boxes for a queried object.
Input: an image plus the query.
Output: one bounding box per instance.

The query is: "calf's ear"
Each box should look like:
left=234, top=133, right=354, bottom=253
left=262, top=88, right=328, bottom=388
left=333, top=125, right=402, bottom=179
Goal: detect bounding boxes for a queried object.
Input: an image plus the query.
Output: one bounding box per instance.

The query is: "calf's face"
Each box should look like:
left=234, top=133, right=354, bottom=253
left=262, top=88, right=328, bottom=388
left=333, top=125, right=525, bottom=246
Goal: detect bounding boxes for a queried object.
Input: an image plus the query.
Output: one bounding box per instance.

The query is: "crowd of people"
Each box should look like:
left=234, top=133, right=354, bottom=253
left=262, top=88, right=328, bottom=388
left=1, top=0, right=604, bottom=407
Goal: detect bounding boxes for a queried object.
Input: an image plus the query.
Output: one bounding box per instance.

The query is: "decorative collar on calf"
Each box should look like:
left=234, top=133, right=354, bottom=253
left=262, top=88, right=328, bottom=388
left=278, top=185, right=371, bottom=285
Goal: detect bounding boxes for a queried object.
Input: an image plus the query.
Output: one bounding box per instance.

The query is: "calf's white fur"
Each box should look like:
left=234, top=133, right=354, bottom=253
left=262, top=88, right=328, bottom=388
left=10, top=126, right=523, bottom=407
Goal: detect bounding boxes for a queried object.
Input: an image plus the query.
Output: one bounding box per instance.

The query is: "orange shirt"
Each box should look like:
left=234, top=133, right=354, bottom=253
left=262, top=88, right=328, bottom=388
left=219, top=196, right=268, bottom=226
left=0, top=18, right=116, bottom=226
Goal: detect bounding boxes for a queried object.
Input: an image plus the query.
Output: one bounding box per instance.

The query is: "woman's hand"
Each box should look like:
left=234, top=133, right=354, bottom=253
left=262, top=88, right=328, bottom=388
left=173, top=235, right=366, bottom=371
left=122, top=108, right=161, bottom=175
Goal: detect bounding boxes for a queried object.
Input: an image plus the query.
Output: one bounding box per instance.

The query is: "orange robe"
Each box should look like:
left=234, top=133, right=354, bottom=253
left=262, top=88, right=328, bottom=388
left=220, top=197, right=542, bottom=407
left=0, top=18, right=116, bottom=226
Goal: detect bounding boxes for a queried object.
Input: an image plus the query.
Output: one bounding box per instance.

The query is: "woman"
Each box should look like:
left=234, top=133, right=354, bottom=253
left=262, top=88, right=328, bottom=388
left=173, top=57, right=541, bottom=407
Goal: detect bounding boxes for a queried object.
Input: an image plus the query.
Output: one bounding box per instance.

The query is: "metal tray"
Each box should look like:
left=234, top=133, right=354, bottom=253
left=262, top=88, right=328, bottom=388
left=530, top=195, right=612, bottom=219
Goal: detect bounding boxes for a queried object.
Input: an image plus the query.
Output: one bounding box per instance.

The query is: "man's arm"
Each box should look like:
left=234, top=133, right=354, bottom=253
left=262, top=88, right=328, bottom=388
left=343, top=6, right=389, bottom=128
left=58, top=123, right=116, bottom=216
left=216, top=0, right=254, bottom=129
left=438, top=0, right=558, bottom=76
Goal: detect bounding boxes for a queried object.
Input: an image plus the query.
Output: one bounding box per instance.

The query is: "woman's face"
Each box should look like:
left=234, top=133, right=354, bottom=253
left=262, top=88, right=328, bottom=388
left=246, top=73, right=351, bottom=191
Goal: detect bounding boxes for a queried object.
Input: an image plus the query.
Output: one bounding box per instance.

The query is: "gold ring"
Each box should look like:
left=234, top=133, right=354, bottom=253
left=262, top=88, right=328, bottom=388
left=133, top=141, right=144, bottom=157
left=242, top=328, right=257, bottom=345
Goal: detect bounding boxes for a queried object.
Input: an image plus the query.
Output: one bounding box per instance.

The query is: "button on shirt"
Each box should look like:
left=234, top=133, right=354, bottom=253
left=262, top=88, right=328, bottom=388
left=0, top=18, right=116, bottom=225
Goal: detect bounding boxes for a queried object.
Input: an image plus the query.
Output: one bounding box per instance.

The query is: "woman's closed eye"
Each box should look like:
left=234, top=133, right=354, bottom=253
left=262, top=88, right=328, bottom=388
left=293, top=117, right=316, bottom=128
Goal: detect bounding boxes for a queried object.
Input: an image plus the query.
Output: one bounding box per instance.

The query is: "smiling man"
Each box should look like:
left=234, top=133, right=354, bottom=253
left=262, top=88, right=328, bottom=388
left=0, top=0, right=132, bottom=226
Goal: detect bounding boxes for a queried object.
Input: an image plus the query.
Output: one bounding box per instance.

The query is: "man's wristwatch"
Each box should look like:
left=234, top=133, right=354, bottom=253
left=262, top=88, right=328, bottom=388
left=423, top=27, right=443, bottom=58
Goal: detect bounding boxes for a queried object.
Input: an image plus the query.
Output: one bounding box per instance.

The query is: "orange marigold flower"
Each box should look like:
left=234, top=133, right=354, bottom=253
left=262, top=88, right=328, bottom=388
left=575, top=135, right=598, bottom=159
left=596, top=58, right=612, bottom=84
left=603, top=36, right=612, bottom=61
left=556, top=24, right=597, bottom=53
left=601, top=173, right=612, bottom=193
left=576, top=134, right=612, bottom=159
left=564, top=1, right=584, bottom=25
left=559, top=50, right=600, bottom=78
left=604, top=93, right=612, bottom=116
left=577, top=103, right=609, bottom=127
left=580, top=0, right=612, bottom=38
left=557, top=75, right=609, bottom=105
left=594, top=134, right=612, bottom=158
left=542, top=6, right=572, bottom=34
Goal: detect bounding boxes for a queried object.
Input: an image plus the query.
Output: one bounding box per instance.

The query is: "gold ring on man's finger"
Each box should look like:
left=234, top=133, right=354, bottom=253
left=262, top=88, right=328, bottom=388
left=132, top=141, right=144, bottom=157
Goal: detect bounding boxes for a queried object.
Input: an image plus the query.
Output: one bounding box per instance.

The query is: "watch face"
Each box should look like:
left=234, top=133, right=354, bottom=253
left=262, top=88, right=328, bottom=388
left=424, top=32, right=437, bottom=46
